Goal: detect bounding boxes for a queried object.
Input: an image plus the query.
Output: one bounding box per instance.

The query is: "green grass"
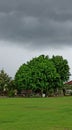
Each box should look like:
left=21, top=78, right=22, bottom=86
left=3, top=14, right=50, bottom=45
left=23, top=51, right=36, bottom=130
left=0, top=97, right=72, bottom=130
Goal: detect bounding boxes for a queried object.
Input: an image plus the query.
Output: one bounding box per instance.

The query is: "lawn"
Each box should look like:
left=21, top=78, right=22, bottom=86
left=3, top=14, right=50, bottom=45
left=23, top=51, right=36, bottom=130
left=0, top=97, right=72, bottom=130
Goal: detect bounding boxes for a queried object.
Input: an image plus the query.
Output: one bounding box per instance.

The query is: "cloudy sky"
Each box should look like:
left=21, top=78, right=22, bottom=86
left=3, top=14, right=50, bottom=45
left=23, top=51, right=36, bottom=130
left=0, top=0, right=72, bottom=79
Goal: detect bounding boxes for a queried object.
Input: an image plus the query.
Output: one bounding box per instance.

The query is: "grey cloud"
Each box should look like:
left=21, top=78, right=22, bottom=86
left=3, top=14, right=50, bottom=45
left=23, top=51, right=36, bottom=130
left=0, top=0, right=72, bottom=48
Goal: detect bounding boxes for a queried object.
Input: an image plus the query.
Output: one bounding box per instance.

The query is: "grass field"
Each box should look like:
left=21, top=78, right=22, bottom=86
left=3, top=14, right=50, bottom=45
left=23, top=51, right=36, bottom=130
left=0, top=97, right=72, bottom=130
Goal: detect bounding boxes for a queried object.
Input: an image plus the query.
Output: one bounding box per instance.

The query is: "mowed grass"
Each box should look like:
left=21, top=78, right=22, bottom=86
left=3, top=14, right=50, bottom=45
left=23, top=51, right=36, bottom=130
left=0, top=97, right=72, bottom=130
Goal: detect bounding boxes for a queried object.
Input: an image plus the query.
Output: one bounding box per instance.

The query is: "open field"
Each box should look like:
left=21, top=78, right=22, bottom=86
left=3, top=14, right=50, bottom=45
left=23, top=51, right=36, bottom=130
left=0, top=97, right=72, bottom=130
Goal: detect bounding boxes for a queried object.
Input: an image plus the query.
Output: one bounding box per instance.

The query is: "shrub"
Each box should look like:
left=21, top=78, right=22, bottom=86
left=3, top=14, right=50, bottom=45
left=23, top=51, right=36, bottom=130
left=8, top=90, right=14, bottom=97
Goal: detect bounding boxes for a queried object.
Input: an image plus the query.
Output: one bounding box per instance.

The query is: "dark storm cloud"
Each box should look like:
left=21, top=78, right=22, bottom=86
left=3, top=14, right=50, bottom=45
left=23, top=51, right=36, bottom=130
left=0, top=0, right=72, bottom=47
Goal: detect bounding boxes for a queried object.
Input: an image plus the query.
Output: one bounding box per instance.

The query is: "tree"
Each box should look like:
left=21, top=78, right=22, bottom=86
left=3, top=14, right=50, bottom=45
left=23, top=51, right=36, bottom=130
left=0, top=69, right=11, bottom=94
left=15, top=55, right=61, bottom=96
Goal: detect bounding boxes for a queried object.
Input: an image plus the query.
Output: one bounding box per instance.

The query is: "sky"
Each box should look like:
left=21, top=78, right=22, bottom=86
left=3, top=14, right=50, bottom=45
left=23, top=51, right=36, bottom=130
left=0, top=0, right=72, bottom=79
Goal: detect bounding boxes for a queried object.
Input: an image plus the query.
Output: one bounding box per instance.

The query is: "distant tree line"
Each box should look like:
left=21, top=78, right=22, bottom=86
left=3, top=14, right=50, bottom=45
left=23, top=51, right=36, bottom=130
left=0, top=55, right=70, bottom=97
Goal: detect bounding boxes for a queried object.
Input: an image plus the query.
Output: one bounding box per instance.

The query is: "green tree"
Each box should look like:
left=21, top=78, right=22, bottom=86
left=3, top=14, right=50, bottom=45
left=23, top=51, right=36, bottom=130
left=15, top=55, right=61, bottom=96
left=0, top=69, right=11, bottom=94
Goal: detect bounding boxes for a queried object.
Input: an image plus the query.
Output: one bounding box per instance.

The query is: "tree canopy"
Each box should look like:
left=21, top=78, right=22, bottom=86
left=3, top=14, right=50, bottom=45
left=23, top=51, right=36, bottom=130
left=15, top=55, right=68, bottom=96
left=51, top=55, right=70, bottom=82
left=0, top=55, right=70, bottom=97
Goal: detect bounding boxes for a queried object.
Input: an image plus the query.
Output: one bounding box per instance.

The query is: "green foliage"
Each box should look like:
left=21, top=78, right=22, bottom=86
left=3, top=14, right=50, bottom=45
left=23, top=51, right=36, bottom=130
left=51, top=55, right=70, bottom=82
left=8, top=89, right=15, bottom=97
left=8, top=80, right=16, bottom=91
left=15, top=55, right=63, bottom=95
left=0, top=69, right=11, bottom=93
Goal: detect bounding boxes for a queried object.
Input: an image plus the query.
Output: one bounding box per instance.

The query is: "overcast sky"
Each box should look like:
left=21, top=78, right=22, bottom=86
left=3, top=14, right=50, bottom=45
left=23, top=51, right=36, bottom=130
left=0, top=0, right=72, bottom=80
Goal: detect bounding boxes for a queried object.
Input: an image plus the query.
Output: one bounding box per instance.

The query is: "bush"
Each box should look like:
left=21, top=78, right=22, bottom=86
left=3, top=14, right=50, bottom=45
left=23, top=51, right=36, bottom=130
left=8, top=90, right=14, bottom=97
